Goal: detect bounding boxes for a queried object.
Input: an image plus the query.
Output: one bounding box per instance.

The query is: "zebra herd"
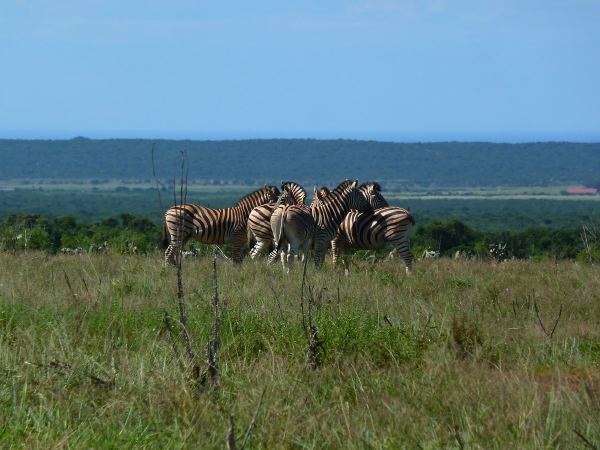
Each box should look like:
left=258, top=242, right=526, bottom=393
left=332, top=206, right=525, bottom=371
left=163, top=180, right=415, bottom=273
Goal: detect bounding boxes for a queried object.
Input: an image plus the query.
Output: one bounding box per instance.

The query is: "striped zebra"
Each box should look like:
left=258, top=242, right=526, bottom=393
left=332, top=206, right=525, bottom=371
left=163, top=185, right=280, bottom=265
left=332, top=207, right=415, bottom=273
left=271, top=180, right=373, bottom=271
left=247, top=181, right=307, bottom=261
left=310, top=182, right=387, bottom=210
left=314, top=182, right=415, bottom=273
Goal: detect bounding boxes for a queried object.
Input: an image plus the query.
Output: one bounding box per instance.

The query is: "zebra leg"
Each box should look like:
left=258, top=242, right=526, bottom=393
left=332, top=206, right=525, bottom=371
left=331, top=237, right=340, bottom=266
left=231, top=236, right=245, bottom=263
left=287, top=241, right=299, bottom=272
left=312, top=236, right=329, bottom=268
left=266, top=248, right=279, bottom=264
left=165, top=243, right=182, bottom=266
left=249, top=239, right=269, bottom=260
left=277, top=243, right=289, bottom=272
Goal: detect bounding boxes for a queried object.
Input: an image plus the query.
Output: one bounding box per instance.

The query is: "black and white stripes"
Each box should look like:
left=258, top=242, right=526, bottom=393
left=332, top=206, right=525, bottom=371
left=163, top=185, right=280, bottom=264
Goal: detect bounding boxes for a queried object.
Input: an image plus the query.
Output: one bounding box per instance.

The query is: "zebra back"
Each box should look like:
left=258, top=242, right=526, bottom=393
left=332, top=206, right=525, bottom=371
left=235, top=185, right=281, bottom=214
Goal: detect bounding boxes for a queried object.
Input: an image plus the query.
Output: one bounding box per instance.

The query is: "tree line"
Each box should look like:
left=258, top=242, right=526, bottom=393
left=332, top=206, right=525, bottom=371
left=1, top=213, right=597, bottom=262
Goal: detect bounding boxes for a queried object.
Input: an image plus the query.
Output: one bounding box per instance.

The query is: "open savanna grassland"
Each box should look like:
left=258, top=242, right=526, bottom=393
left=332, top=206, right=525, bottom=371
left=0, top=252, right=599, bottom=448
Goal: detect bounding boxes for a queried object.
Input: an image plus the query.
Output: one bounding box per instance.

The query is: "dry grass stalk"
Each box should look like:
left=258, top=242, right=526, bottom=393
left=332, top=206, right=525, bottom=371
left=206, top=251, right=221, bottom=384
left=173, top=151, right=200, bottom=381
left=227, top=388, right=266, bottom=450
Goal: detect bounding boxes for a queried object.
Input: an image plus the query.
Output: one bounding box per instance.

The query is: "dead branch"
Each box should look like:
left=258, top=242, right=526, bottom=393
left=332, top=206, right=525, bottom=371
left=534, top=300, right=564, bottom=340
left=174, top=151, right=200, bottom=382
left=383, top=315, right=393, bottom=327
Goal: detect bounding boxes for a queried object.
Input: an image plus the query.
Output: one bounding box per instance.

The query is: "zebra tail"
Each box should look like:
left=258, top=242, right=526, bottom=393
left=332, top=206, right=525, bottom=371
left=161, top=220, right=170, bottom=248
left=247, top=226, right=255, bottom=247
left=407, top=212, right=416, bottom=225
left=273, top=207, right=286, bottom=250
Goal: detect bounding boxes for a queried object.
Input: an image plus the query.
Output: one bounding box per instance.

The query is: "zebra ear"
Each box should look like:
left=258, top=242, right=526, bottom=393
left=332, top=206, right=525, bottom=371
left=313, top=186, right=318, bottom=195
left=351, top=180, right=358, bottom=189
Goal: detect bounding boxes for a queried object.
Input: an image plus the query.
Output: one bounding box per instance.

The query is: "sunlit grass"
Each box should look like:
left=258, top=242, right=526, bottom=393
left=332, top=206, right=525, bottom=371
left=1, top=253, right=599, bottom=448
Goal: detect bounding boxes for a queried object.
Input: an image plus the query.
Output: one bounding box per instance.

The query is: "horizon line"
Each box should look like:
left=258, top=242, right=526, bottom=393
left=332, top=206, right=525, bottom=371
left=2, top=130, right=600, bottom=144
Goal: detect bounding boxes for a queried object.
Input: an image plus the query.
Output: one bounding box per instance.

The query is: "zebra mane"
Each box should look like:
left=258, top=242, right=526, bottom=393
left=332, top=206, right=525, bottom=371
left=235, top=185, right=280, bottom=207
left=281, top=181, right=307, bottom=205
left=359, top=181, right=382, bottom=192
left=315, top=180, right=358, bottom=206
left=331, top=179, right=357, bottom=196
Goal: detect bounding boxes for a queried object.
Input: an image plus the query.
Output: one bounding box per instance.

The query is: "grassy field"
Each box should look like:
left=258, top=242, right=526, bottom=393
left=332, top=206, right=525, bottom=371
left=1, top=252, right=599, bottom=448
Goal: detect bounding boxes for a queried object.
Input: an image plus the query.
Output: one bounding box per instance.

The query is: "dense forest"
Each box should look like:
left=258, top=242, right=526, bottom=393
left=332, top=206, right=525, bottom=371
left=1, top=138, right=599, bottom=187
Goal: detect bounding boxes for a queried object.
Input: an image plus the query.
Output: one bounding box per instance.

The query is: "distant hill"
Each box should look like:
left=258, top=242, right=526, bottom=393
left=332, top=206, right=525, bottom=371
left=1, top=138, right=599, bottom=187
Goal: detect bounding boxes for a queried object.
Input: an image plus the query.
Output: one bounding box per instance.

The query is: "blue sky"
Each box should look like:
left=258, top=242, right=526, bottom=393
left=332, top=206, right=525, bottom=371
left=1, top=0, right=599, bottom=141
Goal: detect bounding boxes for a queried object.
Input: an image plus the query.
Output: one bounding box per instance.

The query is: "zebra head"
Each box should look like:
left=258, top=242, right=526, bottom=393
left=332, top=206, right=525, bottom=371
left=310, top=186, right=331, bottom=208
left=280, top=181, right=307, bottom=205
left=275, top=185, right=297, bottom=207
left=346, top=181, right=374, bottom=214
left=359, top=181, right=389, bottom=209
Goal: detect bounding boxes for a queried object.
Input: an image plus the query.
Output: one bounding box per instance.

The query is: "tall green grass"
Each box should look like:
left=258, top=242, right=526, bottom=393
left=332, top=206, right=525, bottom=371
left=1, top=253, right=599, bottom=448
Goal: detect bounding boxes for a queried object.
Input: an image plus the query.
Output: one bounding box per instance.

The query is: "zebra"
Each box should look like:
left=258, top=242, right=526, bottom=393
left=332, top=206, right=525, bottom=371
left=271, top=180, right=373, bottom=271
left=358, top=182, right=389, bottom=209
left=331, top=207, right=415, bottom=273
left=310, top=182, right=387, bottom=210
left=163, top=185, right=280, bottom=265
left=247, top=181, right=307, bottom=261
left=314, top=182, right=415, bottom=273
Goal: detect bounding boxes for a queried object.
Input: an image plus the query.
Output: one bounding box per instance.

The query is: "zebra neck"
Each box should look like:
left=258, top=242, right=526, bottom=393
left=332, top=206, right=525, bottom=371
left=312, top=195, right=349, bottom=228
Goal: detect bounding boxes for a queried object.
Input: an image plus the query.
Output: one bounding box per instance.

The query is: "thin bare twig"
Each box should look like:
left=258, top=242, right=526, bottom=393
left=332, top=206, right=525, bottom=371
left=300, top=253, right=309, bottom=338
left=174, top=151, right=200, bottom=381
left=573, top=429, right=598, bottom=450
left=383, top=315, right=393, bottom=327
left=453, top=425, right=464, bottom=450
left=163, top=309, right=180, bottom=362
left=25, top=360, right=113, bottom=388
left=534, top=300, right=564, bottom=340
left=227, top=415, right=237, bottom=450
left=206, top=251, right=220, bottom=384
left=63, top=270, right=78, bottom=303
left=241, top=388, right=266, bottom=449
left=151, top=143, right=164, bottom=215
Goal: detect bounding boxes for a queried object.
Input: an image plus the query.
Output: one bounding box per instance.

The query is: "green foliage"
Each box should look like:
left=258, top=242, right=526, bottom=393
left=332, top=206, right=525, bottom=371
left=0, top=211, right=594, bottom=261
left=0, top=213, right=161, bottom=254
